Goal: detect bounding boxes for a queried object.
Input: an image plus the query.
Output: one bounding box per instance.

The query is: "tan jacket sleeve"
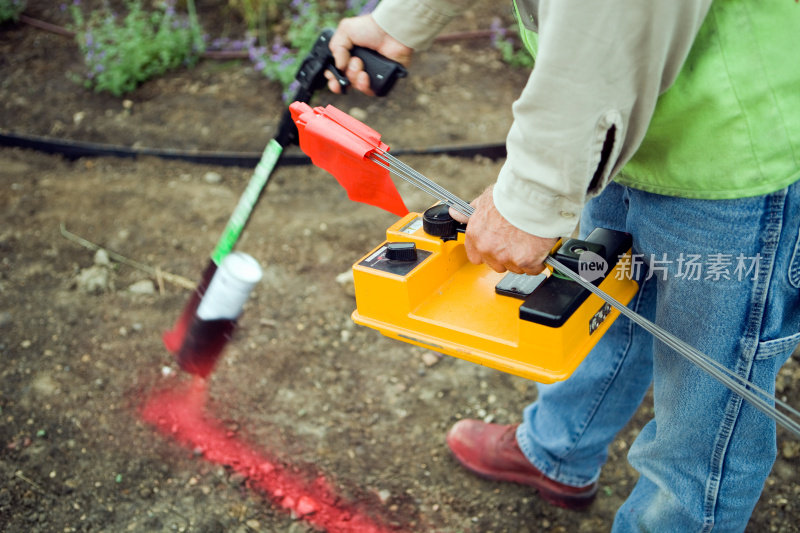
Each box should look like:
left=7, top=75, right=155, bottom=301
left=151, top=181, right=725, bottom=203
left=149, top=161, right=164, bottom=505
left=374, top=0, right=712, bottom=238
left=494, top=0, right=712, bottom=238
left=372, top=0, right=477, bottom=50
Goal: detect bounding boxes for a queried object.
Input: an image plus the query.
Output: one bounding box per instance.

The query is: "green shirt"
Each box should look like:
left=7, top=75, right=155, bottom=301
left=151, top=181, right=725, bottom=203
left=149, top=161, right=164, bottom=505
left=516, top=0, right=800, bottom=200
left=620, top=0, right=800, bottom=199
left=375, top=0, right=799, bottom=237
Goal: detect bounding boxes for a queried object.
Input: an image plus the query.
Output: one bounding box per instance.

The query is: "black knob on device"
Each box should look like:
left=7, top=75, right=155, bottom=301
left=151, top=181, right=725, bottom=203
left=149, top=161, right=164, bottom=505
left=386, top=242, right=418, bottom=262
left=423, top=204, right=459, bottom=239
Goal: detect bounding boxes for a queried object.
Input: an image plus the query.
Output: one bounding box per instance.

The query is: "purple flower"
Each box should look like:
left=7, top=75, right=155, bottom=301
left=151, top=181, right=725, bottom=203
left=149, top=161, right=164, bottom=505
left=490, top=17, right=507, bottom=43
left=359, top=0, right=378, bottom=14
left=248, top=45, right=266, bottom=63
left=282, top=80, right=301, bottom=102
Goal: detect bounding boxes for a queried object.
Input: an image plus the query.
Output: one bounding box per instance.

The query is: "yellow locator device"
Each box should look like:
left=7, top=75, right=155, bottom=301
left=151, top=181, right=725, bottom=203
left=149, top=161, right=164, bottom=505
left=351, top=205, right=639, bottom=383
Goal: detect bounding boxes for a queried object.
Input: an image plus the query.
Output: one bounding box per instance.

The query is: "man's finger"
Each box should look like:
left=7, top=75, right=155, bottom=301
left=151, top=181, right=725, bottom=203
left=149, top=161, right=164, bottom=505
left=520, top=263, right=546, bottom=276
left=346, top=56, right=374, bottom=95
left=324, top=71, right=343, bottom=94
left=347, top=55, right=365, bottom=73
left=463, top=240, right=481, bottom=266
left=329, top=28, right=353, bottom=70
left=485, top=258, right=508, bottom=274
left=449, top=206, right=469, bottom=224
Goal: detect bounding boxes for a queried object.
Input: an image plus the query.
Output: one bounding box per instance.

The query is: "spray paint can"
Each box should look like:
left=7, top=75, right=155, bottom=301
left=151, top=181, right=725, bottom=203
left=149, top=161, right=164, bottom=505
left=176, top=252, right=263, bottom=378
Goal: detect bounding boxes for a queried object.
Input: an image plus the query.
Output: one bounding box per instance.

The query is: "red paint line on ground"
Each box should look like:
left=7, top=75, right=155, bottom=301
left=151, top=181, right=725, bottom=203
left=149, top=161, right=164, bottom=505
left=140, top=378, right=396, bottom=533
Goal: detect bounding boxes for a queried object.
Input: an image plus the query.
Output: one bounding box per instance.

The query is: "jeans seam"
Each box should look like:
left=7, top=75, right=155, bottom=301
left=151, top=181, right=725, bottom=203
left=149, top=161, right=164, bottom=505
left=556, top=189, right=643, bottom=462
left=789, top=225, right=800, bottom=288
left=560, top=275, right=651, bottom=463
left=700, top=189, right=786, bottom=531
left=755, top=331, right=800, bottom=360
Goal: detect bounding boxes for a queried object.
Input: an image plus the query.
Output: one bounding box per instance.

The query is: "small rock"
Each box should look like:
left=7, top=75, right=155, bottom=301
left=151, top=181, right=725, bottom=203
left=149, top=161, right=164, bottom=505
left=335, top=270, right=354, bottom=285
left=348, top=107, right=368, bottom=122
left=75, top=265, right=112, bottom=294
left=108, top=228, right=130, bottom=250
left=229, top=472, right=247, bottom=485
left=32, top=373, right=59, bottom=396
left=0, top=311, right=11, bottom=328
left=421, top=352, right=440, bottom=367
left=295, top=495, right=319, bottom=517
left=781, top=441, right=800, bottom=459
left=377, top=489, right=391, bottom=504
left=335, top=270, right=355, bottom=297
left=128, top=280, right=155, bottom=294
left=245, top=519, right=260, bottom=530
left=93, top=249, right=111, bottom=266
left=204, top=171, right=222, bottom=184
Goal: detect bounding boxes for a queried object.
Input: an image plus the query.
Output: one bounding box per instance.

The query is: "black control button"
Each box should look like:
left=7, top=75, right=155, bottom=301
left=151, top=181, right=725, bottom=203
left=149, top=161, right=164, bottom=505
left=386, top=242, right=418, bottom=262
left=422, top=204, right=459, bottom=239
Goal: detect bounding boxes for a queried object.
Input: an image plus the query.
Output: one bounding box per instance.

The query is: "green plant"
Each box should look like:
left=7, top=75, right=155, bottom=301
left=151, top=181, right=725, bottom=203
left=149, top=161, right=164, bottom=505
left=0, top=0, right=26, bottom=23
left=248, top=0, right=376, bottom=100
left=69, top=0, right=206, bottom=96
left=228, top=0, right=288, bottom=44
left=490, top=17, right=534, bottom=69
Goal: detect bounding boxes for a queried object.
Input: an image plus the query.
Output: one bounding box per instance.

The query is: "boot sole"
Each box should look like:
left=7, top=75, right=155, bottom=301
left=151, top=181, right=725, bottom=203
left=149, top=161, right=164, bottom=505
left=451, top=455, right=597, bottom=511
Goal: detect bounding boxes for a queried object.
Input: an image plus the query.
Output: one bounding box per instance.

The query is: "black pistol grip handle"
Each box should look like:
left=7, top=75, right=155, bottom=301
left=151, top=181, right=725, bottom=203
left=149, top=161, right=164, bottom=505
left=350, top=46, right=408, bottom=97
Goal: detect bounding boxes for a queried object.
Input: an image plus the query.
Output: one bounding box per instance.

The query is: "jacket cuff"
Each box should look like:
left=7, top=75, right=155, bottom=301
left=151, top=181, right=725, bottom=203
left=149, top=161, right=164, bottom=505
left=493, top=161, right=582, bottom=239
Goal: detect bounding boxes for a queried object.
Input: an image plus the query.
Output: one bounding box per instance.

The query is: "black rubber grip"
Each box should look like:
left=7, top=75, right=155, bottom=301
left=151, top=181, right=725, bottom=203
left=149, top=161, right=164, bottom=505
left=351, top=46, right=408, bottom=96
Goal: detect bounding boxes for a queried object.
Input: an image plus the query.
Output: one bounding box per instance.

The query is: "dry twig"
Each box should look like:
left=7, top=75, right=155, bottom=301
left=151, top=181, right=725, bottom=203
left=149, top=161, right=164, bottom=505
left=15, top=471, right=45, bottom=494
left=59, top=223, right=195, bottom=290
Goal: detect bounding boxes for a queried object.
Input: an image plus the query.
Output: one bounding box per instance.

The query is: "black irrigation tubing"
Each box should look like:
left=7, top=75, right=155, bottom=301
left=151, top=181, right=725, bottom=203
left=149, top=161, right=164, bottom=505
left=0, top=129, right=507, bottom=167
left=17, top=14, right=496, bottom=57
left=7, top=15, right=506, bottom=165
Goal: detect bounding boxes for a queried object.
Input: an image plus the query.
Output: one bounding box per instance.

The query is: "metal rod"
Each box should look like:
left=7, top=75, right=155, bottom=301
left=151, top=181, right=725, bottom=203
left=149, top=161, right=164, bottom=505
left=546, top=256, right=800, bottom=439
left=362, top=152, right=800, bottom=438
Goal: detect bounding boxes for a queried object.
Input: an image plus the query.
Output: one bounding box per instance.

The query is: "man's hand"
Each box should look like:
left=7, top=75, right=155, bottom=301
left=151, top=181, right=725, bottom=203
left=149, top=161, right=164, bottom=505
left=326, top=15, right=413, bottom=95
left=449, top=186, right=559, bottom=275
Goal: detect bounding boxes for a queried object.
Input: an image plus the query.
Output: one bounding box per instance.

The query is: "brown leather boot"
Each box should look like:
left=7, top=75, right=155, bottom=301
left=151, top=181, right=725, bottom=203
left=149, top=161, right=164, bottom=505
left=446, top=419, right=597, bottom=510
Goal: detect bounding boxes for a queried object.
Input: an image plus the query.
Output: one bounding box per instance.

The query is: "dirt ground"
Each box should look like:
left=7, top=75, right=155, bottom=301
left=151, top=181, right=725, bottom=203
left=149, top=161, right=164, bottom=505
left=1, top=2, right=799, bottom=532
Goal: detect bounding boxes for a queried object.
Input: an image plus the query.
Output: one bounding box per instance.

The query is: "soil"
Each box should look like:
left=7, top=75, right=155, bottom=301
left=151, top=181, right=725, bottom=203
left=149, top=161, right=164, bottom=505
left=1, top=2, right=799, bottom=533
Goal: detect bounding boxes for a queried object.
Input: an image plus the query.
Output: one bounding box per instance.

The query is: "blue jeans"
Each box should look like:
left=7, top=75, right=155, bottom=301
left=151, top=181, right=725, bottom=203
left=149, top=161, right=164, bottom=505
left=516, top=180, right=800, bottom=532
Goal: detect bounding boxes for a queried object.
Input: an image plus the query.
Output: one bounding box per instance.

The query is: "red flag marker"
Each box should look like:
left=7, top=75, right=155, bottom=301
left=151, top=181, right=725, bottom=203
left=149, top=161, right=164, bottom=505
left=290, top=102, right=409, bottom=217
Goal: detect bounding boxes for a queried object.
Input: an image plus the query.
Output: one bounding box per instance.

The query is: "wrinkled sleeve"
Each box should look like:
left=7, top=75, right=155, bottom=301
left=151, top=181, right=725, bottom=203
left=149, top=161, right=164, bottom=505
left=494, top=0, right=712, bottom=238
left=372, top=0, right=477, bottom=50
